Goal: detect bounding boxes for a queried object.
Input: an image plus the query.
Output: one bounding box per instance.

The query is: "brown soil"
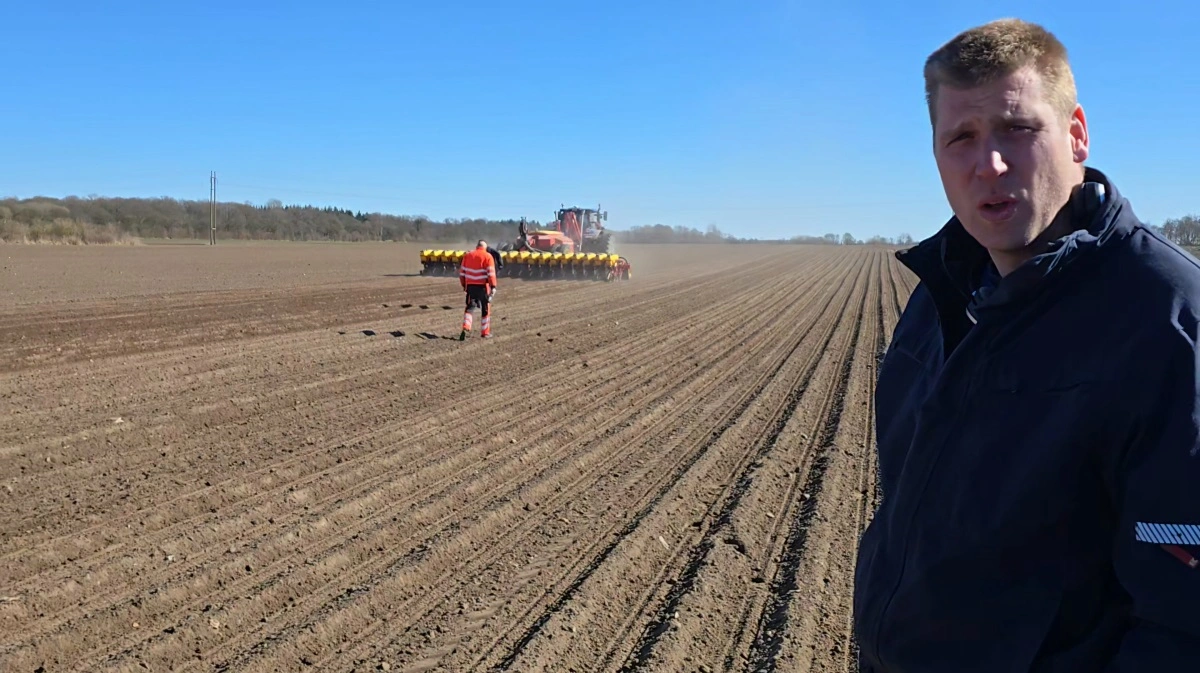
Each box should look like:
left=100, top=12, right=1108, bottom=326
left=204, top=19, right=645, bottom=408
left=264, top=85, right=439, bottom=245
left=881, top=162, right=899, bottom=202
left=0, top=241, right=912, bottom=672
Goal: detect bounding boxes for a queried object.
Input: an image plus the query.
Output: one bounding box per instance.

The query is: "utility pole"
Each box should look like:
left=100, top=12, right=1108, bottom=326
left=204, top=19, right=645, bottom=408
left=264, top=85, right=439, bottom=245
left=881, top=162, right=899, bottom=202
left=209, top=171, right=217, bottom=245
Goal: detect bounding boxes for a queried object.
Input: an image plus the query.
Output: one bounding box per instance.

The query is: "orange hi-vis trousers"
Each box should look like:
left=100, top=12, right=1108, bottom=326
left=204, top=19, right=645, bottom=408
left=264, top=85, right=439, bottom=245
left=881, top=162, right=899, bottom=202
left=463, top=284, right=491, bottom=336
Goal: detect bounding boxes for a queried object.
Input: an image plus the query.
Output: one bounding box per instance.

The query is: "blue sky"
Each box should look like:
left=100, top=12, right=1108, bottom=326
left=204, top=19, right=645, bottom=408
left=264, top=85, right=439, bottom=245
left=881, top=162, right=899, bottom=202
left=3, top=1, right=1196, bottom=241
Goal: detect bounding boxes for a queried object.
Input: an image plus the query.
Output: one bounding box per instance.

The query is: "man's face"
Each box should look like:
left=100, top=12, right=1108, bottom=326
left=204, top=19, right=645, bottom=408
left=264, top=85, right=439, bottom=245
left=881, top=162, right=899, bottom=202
left=932, top=65, right=1089, bottom=273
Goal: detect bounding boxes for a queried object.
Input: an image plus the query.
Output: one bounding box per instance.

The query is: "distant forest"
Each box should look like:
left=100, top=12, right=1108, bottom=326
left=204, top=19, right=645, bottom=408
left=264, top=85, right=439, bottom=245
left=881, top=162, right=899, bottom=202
left=1, top=194, right=1196, bottom=248
left=0, top=195, right=906, bottom=246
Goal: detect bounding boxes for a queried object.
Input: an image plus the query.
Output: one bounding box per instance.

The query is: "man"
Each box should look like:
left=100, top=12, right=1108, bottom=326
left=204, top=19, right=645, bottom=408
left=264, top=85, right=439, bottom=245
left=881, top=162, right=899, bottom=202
left=852, top=18, right=1200, bottom=671
left=487, top=243, right=503, bottom=300
left=486, top=243, right=504, bottom=273
left=459, top=239, right=497, bottom=340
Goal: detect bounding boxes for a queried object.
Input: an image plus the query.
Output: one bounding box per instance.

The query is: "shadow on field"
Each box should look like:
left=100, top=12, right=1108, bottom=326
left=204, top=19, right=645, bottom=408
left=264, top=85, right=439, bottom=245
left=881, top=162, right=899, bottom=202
left=348, top=329, right=454, bottom=340
left=336, top=329, right=407, bottom=338
left=381, top=303, right=454, bottom=310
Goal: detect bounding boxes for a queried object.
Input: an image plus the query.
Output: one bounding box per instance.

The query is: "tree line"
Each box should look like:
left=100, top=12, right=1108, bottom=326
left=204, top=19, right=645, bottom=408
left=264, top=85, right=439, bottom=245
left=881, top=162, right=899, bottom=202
left=617, top=225, right=917, bottom=246
left=1, top=194, right=1196, bottom=248
left=1155, top=215, right=1200, bottom=247
left=0, top=195, right=539, bottom=244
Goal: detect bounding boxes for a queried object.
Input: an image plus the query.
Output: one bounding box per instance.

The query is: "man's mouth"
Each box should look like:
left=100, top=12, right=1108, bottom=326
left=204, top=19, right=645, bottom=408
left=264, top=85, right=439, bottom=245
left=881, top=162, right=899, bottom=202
left=978, top=197, right=1017, bottom=221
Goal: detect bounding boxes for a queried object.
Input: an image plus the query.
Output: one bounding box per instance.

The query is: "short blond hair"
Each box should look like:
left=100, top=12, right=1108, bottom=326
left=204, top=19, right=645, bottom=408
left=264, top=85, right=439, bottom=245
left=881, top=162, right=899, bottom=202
left=924, top=18, right=1077, bottom=128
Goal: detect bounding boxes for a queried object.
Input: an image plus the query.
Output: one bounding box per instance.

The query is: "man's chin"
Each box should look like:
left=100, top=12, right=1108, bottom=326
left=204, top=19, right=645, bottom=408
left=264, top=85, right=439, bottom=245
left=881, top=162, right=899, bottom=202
left=964, top=221, right=1037, bottom=253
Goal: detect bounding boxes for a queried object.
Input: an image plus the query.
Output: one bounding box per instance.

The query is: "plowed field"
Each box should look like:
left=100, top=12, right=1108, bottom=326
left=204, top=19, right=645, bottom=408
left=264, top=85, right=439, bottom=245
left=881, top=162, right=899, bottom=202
left=0, top=242, right=915, bottom=672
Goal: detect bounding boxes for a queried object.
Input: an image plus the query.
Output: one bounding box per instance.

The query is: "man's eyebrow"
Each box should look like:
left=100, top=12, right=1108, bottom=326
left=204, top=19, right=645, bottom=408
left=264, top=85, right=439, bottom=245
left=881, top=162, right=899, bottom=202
left=1001, top=114, right=1040, bottom=126
left=938, top=122, right=971, bottom=142
left=939, top=112, right=1040, bottom=141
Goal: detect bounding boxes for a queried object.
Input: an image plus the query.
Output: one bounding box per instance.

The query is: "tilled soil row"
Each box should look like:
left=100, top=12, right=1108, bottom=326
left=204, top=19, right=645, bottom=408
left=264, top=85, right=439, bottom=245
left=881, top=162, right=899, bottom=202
left=4, top=257, right=758, bottom=604
left=0, top=280, right=454, bottom=374
left=744, top=249, right=880, bottom=673
left=364, top=247, right=866, bottom=673
left=166, top=253, right=841, bottom=673
left=3, top=249, right=816, bottom=577
left=837, top=252, right=890, bottom=671
left=0, top=249, right=731, bottom=443
left=2, top=247, right=864, bottom=671
left=614, top=248, right=875, bottom=673
left=0, top=244, right=780, bottom=459
left=840, top=251, right=904, bottom=668
left=478, top=252, right=873, bottom=673
left=242, top=257, right=853, bottom=673
left=0, top=244, right=894, bottom=673
left=0, top=248, right=796, bottom=556
left=4, top=247, right=734, bottom=373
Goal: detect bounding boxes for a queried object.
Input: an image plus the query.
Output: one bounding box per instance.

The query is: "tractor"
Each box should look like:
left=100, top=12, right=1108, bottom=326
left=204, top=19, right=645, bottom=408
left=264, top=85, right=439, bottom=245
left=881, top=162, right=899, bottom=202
left=418, top=203, right=631, bottom=281
left=497, top=205, right=611, bottom=254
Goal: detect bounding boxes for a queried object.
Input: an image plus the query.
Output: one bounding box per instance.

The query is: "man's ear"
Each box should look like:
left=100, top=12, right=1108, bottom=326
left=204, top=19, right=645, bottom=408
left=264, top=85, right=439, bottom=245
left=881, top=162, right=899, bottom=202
left=1069, top=104, right=1089, bottom=164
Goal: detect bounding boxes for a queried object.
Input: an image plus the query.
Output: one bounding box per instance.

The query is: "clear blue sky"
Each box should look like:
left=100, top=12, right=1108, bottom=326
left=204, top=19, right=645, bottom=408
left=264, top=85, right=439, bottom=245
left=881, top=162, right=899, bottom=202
left=3, top=1, right=1196, bottom=241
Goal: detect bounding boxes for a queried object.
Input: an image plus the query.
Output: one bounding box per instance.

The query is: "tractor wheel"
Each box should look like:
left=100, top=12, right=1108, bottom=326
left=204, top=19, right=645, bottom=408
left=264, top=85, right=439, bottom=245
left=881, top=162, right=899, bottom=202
left=589, top=232, right=611, bottom=254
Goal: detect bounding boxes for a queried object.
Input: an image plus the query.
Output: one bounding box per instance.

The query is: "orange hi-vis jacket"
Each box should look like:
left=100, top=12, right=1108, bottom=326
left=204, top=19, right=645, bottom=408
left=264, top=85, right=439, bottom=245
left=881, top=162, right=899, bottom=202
left=459, top=247, right=497, bottom=290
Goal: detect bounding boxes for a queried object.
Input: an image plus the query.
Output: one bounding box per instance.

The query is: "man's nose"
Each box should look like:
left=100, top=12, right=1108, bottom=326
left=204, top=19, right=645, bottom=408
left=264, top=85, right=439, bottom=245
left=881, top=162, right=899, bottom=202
left=974, top=138, right=1008, bottom=178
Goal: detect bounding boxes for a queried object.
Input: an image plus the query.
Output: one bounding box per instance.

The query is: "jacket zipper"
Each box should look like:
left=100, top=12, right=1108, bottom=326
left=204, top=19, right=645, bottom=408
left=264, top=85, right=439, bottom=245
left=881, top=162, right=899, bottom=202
left=868, top=340, right=980, bottom=669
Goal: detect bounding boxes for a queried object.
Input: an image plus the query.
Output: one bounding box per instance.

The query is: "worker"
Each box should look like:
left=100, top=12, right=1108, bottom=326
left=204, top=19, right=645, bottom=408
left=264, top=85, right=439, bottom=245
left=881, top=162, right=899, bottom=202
left=852, top=18, right=1200, bottom=672
left=486, top=243, right=503, bottom=294
left=487, top=243, right=504, bottom=271
left=458, top=239, right=497, bottom=340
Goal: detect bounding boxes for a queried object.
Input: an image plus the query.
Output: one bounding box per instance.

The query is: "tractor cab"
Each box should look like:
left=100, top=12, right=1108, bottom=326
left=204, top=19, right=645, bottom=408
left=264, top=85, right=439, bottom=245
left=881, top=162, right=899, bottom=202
left=496, top=203, right=612, bottom=255
left=551, top=205, right=610, bottom=254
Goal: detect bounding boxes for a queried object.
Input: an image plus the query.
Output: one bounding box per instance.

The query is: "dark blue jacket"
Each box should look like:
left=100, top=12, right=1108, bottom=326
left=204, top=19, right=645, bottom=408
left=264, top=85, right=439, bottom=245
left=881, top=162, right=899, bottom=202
left=853, top=167, right=1200, bottom=672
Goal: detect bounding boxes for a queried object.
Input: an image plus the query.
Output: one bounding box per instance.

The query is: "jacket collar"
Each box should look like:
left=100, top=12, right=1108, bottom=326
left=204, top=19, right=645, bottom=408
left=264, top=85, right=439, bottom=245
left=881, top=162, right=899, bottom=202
left=896, top=166, right=1137, bottom=324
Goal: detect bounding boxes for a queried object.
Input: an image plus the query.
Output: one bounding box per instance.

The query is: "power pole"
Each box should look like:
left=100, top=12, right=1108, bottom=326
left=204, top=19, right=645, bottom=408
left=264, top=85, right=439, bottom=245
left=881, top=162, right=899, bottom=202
left=209, top=171, right=217, bottom=245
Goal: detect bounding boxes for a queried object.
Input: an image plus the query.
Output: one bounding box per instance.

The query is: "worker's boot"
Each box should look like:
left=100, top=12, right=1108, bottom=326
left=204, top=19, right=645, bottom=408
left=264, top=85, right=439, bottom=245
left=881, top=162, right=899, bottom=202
left=461, top=311, right=472, bottom=340
left=481, top=315, right=491, bottom=339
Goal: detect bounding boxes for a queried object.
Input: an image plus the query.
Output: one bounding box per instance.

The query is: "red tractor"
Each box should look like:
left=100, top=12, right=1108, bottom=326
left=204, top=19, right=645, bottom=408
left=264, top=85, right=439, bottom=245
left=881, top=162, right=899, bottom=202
left=498, top=205, right=612, bottom=254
